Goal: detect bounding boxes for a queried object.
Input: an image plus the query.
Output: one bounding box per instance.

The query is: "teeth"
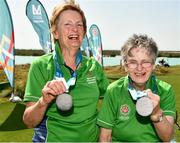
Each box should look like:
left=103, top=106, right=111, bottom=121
left=69, top=35, right=78, bottom=38
left=68, top=35, right=79, bottom=40
left=70, top=36, right=78, bottom=38
left=135, top=73, right=143, bottom=76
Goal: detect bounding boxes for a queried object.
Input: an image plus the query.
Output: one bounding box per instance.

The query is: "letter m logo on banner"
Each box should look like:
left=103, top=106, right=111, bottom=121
left=26, top=0, right=52, bottom=53
left=32, top=4, right=41, bottom=15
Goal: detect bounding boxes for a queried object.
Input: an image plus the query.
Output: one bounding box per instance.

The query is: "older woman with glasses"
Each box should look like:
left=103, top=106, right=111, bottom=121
left=97, top=34, right=176, bottom=142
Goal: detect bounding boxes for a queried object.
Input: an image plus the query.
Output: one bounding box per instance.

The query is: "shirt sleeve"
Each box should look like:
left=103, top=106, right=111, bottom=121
left=158, top=80, right=176, bottom=119
left=24, top=59, right=51, bottom=102
left=95, top=61, right=109, bottom=97
left=97, top=86, right=117, bottom=129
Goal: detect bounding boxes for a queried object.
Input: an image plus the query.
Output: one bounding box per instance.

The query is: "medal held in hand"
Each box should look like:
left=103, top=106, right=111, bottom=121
left=128, top=88, right=154, bottom=117
left=56, top=93, right=73, bottom=111
left=136, top=96, right=153, bottom=116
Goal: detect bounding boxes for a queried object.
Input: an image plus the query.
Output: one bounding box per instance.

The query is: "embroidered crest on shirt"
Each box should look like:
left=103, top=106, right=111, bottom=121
left=86, top=71, right=96, bottom=84
left=86, top=76, right=96, bottom=84
left=119, top=104, right=130, bottom=121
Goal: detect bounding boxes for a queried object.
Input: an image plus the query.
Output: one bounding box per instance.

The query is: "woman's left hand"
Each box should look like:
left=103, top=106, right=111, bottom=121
left=146, top=89, right=161, bottom=115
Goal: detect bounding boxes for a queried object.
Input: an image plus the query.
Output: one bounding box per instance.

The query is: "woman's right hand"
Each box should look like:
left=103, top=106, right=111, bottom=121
left=23, top=78, right=68, bottom=128
left=41, top=78, right=67, bottom=105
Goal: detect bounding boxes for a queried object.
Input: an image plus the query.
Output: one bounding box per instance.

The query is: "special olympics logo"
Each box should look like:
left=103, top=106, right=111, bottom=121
left=120, top=104, right=130, bottom=116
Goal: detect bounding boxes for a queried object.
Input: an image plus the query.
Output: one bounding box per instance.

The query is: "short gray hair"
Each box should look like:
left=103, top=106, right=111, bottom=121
left=121, top=34, right=158, bottom=65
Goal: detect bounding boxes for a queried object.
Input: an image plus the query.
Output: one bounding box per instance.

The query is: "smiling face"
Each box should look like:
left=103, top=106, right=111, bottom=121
left=125, top=48, right=155, bottom=89
left=54, top=10, right=85, bottom=52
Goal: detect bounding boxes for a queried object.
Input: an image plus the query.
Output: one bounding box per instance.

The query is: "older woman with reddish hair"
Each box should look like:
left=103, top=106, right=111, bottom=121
left=23, top=1, right=109, bottom=142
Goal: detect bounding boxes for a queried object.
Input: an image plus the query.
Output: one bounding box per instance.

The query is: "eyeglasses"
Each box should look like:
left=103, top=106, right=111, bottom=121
left=126, top=61, right=153, bottom=69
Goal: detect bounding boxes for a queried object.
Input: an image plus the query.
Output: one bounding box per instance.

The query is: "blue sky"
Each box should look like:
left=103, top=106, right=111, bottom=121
left=7, top=0, right=180, bottom=51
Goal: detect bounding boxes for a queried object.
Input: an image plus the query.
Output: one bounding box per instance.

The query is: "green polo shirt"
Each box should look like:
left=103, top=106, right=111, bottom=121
left=97, top=75, right=176, bottom=142
left=24, top=43, right=109, bottom=142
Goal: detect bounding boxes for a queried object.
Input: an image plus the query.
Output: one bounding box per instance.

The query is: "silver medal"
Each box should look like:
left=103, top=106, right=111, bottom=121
left=136, top=96, right=153, bottom=116
left=56, top=93, right=73, bottom=111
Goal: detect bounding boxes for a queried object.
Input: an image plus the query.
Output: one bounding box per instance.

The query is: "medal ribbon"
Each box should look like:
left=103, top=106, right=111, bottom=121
left=53, top=49, right=82, bottom=92
left=128, top=74, right=157, bottom=100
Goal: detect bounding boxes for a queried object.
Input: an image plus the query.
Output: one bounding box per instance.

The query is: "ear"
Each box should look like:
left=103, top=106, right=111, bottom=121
left=124, top=65, right=128, bottom=72
left=153, top=64, right=156, bottom=70
left=53, top=30, right=59, bottom=40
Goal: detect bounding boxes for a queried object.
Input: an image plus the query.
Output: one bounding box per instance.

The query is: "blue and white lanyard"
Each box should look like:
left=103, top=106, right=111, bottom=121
left=128, top=75, right=157, bottom=100
left=53, top=50, right=82, bottom=91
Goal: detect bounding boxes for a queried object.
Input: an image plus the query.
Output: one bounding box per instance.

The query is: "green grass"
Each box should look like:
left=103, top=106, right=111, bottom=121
left=0, top=102, right=33, bottom=142
left=0, top=102, right=15, bottom=125
left=0, top=66, right=180, bottom=142
left=0, top=129, right=33, bottom=142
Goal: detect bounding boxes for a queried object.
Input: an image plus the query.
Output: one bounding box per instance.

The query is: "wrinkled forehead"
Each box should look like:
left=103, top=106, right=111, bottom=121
left=128, top=47, right=149, bottom=56
left=58, top=9, right=83, bottom=21
left=127, top=47, right=154, bottom=61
